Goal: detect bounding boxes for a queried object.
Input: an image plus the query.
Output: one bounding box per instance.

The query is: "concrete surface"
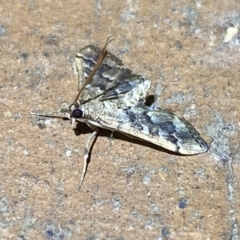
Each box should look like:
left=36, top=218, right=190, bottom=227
left=0, top=0, right=240, bottom=239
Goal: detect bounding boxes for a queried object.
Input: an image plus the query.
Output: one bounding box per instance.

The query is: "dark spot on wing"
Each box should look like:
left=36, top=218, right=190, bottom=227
left=124, top=108, right=137, bottom=122
left=155, top=121, right=176, bottom=134
left=131, top=122, right=143, bottom=131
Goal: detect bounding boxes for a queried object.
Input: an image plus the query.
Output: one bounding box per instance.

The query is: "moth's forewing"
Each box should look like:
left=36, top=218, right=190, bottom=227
left=75, top=45, right=149, bottom=104
left=82, top=103, right=208, bottom=155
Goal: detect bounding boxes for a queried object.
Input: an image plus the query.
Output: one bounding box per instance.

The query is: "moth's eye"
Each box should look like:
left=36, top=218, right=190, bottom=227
left=72, top=109, right=83, bottom=118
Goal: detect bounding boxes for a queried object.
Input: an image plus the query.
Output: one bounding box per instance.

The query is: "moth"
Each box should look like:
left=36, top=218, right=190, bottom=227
left=32, top=37, right=208, bottom=190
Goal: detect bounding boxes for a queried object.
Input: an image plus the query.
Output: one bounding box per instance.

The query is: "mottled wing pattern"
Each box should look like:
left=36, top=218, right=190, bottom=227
left=94, top=104, right=208, bottom=155
left=75, top=45, right=148, bottom=103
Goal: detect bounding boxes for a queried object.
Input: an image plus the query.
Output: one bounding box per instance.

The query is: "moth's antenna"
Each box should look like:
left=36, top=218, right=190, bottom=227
left=30, top=103, right=70, bottom=119
left=73, top=36, right=114, bottom=106
left=30, top=112, right=66, bottom=119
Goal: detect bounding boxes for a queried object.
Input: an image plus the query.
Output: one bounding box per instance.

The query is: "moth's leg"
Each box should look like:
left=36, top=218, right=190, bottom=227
left=108, top=131, right=115, bottom=148
left=78, top=127, right=99, bottom=191
left=110, top=131, right=114, bottom=138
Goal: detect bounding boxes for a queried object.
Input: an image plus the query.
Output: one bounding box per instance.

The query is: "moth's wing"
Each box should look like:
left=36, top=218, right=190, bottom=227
left=97, top=105, right=209, bottom=155
left=75, top=45, right=149, bottom=103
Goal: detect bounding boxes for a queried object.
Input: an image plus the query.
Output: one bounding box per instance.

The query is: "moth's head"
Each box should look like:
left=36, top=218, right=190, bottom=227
left=31, top=102, right=84, bottom=126
left=68, top=103, right=84, bottom=125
